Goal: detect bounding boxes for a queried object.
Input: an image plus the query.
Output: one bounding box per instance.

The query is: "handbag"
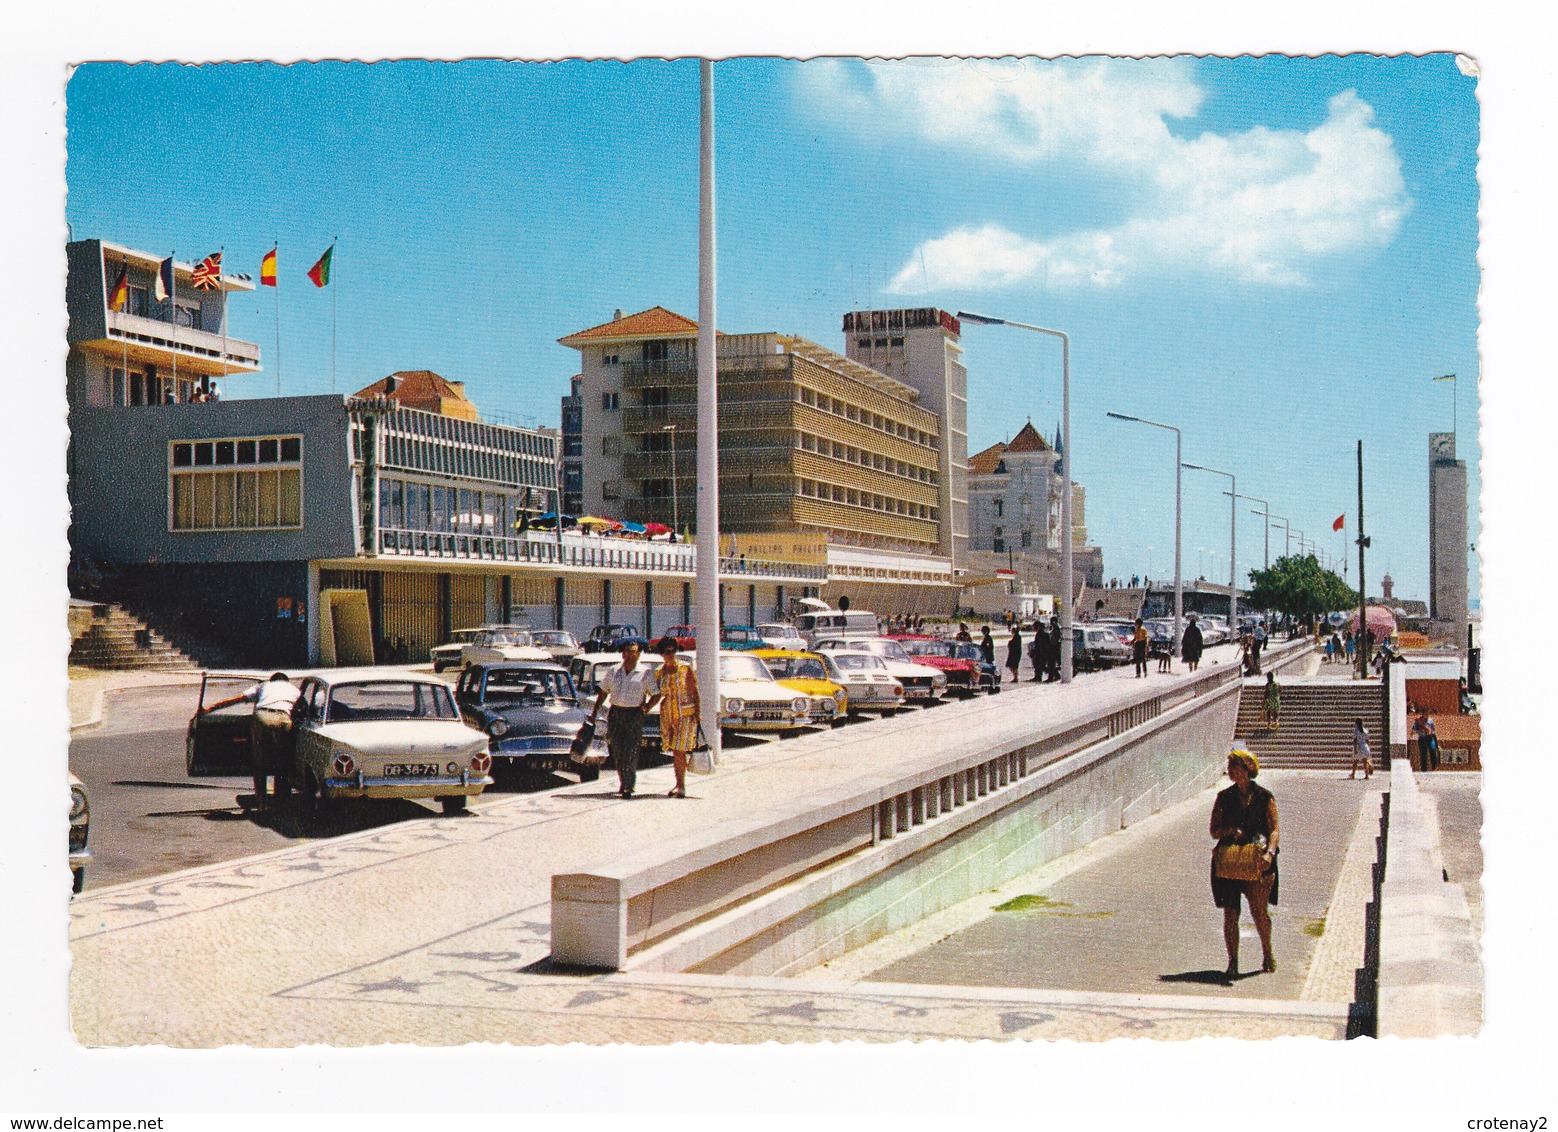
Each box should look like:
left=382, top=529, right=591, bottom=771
left=1213, top=842, right=1266, bottom=883
left=688, top=724, right=715, bottom=776
left=568, top=717, right=607, bottom=767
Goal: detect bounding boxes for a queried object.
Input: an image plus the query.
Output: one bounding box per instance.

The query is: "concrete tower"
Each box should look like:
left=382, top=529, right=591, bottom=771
left=843, top=308, right=968, bottom=569
left=1428, top=431, right=1469, bottom=634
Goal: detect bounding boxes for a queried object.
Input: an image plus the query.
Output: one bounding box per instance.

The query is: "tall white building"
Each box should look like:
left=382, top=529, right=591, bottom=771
left=843, top=308, right=968, bottom=571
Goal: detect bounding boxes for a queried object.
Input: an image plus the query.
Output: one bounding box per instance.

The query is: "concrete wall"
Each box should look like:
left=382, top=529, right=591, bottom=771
left=70, top=395, right=358, bottom=567
left=552, top=654, right=1259, bottom=974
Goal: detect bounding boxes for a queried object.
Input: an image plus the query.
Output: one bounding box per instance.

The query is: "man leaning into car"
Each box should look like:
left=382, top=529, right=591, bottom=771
left=205, top=673, right=303, bottom=813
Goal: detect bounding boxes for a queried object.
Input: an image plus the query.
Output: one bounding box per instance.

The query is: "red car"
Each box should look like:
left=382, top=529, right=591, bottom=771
left=887, top=635, right=981, bottom=696
left=662, top=624, right=698, bottom=650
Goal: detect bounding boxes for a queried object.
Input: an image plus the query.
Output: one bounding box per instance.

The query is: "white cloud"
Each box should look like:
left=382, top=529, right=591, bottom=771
left=802, top=59, right=1409, bottom=291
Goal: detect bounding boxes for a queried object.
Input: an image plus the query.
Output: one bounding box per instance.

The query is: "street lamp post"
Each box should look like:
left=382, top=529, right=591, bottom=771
left=1228, top=492, right=1270, bottom=568
left=958, top=310, right=1074, bottom=683
left=1183, top=462, right=1238, bottom=644
left=1108, top=411, right=1183, bottom=659
left=1270, top=514, right=1291, bottom=557
left=662, top=423, right=680, bottom=539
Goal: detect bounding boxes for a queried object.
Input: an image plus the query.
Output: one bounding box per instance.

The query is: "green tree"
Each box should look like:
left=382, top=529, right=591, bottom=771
left=1245, top=554, right=1358, bottom=619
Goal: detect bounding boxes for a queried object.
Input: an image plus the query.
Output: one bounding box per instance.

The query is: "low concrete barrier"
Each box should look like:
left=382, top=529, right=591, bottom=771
left=1376, top=760, right=1483, bottom=1036
left=552, top=643, right=1308, bottom=974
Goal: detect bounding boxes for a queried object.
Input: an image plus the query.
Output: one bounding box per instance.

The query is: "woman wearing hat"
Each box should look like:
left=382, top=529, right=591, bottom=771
left=1209, top=749, right=1280, bottom=979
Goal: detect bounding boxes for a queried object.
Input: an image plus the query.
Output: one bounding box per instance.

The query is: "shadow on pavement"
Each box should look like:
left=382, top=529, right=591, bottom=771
left=1159, top=969, right=1246, bottom=987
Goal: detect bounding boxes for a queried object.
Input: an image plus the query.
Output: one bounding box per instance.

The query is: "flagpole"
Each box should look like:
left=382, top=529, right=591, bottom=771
left=219, top=244, right=229, bottom=393
left=169, top=250, right=177, bottom=402
left=331, top=237, right=338, bottom=393
left=274, top=240, right=283, bottom=396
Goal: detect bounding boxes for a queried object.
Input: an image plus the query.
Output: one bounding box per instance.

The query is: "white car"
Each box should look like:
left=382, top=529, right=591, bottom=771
left=530, top=629, right=584, bottom=664
left=430, top=627, right=484, bottom=672
left=69, top=772, right=91, bottom=894
left=818, top=650, right=905, bottom=715
left=289, top=670, right=493, bottom=815
left=815, top=637, right=948, bottom=703
left=461, top=628, right=552, bottom=667
left=709, top=650, right=809, bottom=735
left=757, top=622, right=807, bottom=650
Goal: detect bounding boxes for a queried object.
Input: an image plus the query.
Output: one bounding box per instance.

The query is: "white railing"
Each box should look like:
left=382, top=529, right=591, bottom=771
left=105, top=309, right=262, bottom=368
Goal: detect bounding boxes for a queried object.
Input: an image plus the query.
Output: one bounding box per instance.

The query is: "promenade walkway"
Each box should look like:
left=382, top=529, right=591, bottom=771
left=68, top=642, right=1369, bottom=1045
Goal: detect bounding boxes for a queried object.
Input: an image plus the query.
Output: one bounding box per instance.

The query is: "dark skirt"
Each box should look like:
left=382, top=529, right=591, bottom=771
left=1211, top=857, right=1280, bottom=909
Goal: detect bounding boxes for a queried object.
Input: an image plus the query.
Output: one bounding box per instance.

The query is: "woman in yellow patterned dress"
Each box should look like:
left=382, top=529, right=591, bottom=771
left=653, top=636, right=701, bottom=798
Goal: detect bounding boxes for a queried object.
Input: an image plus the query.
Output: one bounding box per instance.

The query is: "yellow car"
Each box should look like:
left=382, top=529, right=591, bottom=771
left=752, top=648, right=849, bottom=726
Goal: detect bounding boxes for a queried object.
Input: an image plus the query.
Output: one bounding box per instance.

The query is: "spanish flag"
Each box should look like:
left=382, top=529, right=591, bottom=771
left=260, top=247, right=278, bottom=287
left=107, top=263, right=129, bottom=311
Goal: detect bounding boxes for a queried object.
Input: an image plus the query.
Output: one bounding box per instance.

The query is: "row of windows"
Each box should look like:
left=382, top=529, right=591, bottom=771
left=990, top=527, right=1035, bottom=554
left=855, top=337, right=904, bottom=349
left=106, top=366, right=207, bottom=407
left=378, top=476, right=531, bottom=537
left=384, top=408, right=553, bottom=458
left=797, top=478, right=938, bottom=522
left=376, top=431, right=554, bottom=491
left=172, top=436, right=301, bottom=468
left=171, top=468, right=301, bottom=531
left=796, top=386, right=935, bottom=448
left=795, top=432, right=936, bottom=484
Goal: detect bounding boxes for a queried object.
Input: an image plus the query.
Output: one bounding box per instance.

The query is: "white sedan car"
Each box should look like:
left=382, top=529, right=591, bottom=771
left=530, top=629, right=584, bottom=664
left=819, top=650, right=905, bottom=715
left=815, top=637, right=948, bottom=703
left=461, top=628, right=552, bottom=667
left=709, top=650, right=809, bottom=736
left=290, top=670, right=493, bottom=815
left=757, top=622, right=807, bottom=650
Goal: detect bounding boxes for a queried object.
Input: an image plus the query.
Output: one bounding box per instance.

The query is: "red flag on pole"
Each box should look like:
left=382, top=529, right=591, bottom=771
left=1332, top=514, right=1345, bottom=532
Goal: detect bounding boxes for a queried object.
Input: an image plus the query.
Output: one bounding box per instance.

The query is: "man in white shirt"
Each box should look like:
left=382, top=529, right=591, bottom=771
left=205, top=672, right=304, bottom=812
left=590, top=643, right=663, bottom=798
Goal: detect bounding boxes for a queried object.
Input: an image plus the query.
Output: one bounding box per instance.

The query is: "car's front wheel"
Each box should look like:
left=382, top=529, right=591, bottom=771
left=439, top=796, right=468, bottom=815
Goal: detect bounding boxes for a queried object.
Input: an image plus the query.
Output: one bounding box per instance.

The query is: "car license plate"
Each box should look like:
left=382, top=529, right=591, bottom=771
left=906, top=688, right=930, bottom=698
left=384, top=763, right=439, bottom=777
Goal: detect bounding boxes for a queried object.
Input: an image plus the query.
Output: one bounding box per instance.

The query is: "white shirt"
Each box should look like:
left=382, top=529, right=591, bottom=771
left=601, top=663, right=657, bottom=708
left=247, top=679, right=302, bottom=713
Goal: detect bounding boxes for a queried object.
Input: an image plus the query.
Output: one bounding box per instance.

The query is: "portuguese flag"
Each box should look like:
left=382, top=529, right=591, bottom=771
left=260, top=247, right=278, bottom=287
left=307, top=245, right=333, bottom=288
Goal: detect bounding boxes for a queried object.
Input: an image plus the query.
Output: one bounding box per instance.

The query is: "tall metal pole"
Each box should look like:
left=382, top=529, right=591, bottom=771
left=664, top=423, right=680, bottom=537
left=1356, top=440, right=1368, bottom=680
left=1188, top=464, right=1237, bottom=644
left=695, top=60, right=722, bottom=757
left=1106, top=411, right=1182, bottom=656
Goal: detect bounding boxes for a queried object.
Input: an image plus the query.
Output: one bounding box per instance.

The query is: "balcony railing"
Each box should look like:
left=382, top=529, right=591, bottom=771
left=621, top=358, right=697, bottom=388
left=374, top=527, right=827, bottom=582
left=104, top=309, right=262, bottom=370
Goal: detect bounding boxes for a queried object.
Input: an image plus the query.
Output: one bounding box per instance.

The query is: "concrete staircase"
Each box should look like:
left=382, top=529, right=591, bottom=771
left=1087, top=587, right=1145, bottom=621
left=68, top=603, right=199, bottom=671
left=1234, top=681, right=1385, bottom=770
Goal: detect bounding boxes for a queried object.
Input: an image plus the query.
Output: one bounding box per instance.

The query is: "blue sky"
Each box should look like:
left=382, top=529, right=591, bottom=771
left=65, top=56, right=1480, bottom=603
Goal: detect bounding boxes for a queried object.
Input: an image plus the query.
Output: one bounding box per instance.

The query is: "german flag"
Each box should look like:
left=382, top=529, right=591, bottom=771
left=260, top=248, right=278, bottom=287
left=107, top=263, right=129, bottom=311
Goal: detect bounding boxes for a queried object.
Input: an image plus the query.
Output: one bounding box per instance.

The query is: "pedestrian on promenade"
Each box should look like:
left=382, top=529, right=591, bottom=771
left=203, top=672, right=301, bottom=813
left=590, top=641, right=658, bottom=799
left=1253, top=621, right=1268, bottom=667
left=955, top=622, right=973, bottom=643
left=1028, top=630, right=1043, bottom=682
left=1210, top=749, right=1280, bottom=979
left=1412, top=712, right=1439, bottom=771
left=1344, top=629, right=1356, bottom=665
left=979, top=625, right=996, bottom=665
left=652, top=637, right=700, bottom=798
left=1047, top=617, right=1063, bottom=682
left=1262, top=672, right=1281, bottom=731
left=1132, top=618, right=1149, bottom=678
left=1182, top=613, right=1204, bottom=671
left=1350, top=718, right=1374, bottom=779
left=1006, top=624, right=1023, bottom=684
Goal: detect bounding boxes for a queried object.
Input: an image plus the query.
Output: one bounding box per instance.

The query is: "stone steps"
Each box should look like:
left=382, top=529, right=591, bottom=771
left=1234, top=682, right=1384, bottom=769
left=68, top=605, right=199, bottom=671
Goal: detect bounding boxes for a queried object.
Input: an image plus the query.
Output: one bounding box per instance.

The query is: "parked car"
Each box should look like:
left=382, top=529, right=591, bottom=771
left=430, top=627, right=485, bottom=673
left=453, top=661, right=604, bottom=781
left=887, top=635, right=981, bottom=697
left=288, top=670, right=493, bottom=815
left=947, top=640, right=1002, bottom=694
left=818, top=650, right=905, bottom=715
left=719, top=625, right=767, bottom=651
left=185, top=670, right=272, bottom=775
left=568, top=651, right=664, bottom=755
left=757, top=622, right=807, bottom=650
left=582, top=624, right=649, bottom=653
left=752, top=648, right=848, bottom=725
left=712, top=650, right=809, bottom=736
left=529, top=629, right=584, bottom=664
left=662, top=624, right=698, bottom=650
left=1074, top=626, right=1132, bottom=672
left=461, top=627, right=551, bottom=667
left=814, top=637, right=947, bottom=703
left=69, top=772, right=91, bottom=894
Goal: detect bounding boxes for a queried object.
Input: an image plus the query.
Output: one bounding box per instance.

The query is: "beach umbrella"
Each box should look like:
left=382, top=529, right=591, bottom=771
left=619, top=521, right=648, bottom=535
left=1350, top=606, right=1398, bottom=637
left=575, top=515, right=613, bottom=529
left=642, top=522, right=672, bottom=536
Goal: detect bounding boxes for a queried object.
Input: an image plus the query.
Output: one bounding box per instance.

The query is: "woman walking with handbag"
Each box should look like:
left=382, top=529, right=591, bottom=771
left=1210, top=749, right=1280, bottom=979
left=653, top=637, right=701, bottom=798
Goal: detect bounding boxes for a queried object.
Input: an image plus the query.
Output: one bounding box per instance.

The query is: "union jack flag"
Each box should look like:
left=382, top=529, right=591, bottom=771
left=191, top=252, right=222, bottom=290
